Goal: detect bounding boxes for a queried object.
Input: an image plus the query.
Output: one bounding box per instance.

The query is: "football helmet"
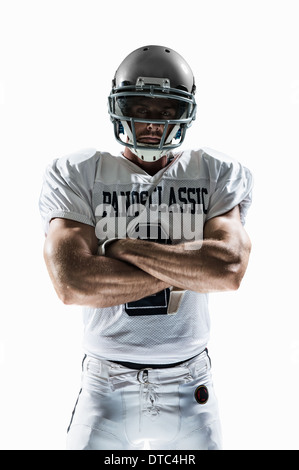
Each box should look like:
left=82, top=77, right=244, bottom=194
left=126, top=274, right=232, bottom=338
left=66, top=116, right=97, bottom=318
left=108, top=45, right=197, bottom=162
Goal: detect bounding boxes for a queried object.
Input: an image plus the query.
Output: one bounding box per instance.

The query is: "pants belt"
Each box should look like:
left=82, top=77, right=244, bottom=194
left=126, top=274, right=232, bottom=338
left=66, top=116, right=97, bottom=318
left=111, top=353, right=203, bottom=370
left=83, top=349, right=210, bottom=391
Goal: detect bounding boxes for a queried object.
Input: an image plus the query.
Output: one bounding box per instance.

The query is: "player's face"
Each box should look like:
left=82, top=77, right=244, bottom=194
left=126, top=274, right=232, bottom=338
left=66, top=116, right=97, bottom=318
left=125, top=97, right=178, bottom=144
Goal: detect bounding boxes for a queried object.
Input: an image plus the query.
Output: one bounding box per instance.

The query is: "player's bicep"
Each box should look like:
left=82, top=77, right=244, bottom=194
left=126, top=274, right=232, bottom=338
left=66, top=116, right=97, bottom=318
left=44, top=218, right=98, bottom=261
left=204, top=206, right=247, bottom=241
left=43, top=218, right=99, bottom=301
left=204, top=205, right=251, bottom=265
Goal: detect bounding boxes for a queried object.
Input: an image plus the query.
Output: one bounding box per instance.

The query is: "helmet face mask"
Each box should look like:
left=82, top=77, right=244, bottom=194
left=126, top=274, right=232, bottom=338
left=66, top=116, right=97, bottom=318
left=108, top=46, right=197, bottom=162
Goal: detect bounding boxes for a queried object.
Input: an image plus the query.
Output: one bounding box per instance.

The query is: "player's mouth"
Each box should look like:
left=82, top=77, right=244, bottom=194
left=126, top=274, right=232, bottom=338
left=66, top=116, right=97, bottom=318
left=138, top=136, right=161, bottom=144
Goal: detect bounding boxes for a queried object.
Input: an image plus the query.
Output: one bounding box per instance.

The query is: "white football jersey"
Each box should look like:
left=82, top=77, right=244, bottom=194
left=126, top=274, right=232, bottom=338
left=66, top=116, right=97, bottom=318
left=39, top=147, right=253, bottom=364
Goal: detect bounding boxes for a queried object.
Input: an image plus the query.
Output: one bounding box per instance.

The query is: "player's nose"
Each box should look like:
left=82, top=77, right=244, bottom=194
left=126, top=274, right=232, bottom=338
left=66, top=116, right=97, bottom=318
left=146, top=122, right=163, bottom=131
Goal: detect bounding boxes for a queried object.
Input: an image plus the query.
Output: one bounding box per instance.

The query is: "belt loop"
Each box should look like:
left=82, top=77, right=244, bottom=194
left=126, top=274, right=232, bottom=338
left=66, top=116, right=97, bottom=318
left=81, top=354, right=87, bottom=370
left=205, top=348, right=212, bottom=367
left=137, top=368, right=152, bottom=384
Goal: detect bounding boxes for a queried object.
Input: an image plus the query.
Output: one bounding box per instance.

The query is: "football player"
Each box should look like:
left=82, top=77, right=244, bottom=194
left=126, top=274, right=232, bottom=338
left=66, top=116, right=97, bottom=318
left=39, top=45, right=253, bottom=450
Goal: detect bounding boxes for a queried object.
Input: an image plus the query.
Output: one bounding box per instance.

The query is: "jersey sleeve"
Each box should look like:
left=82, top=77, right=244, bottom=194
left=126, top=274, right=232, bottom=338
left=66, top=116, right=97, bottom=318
left=205, top=150, right=253, bottom=225
left=39, top=148, right=98, bottom=234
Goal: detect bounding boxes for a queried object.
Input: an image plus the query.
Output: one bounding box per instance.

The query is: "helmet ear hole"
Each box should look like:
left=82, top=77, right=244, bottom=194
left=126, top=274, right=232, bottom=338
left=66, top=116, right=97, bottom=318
left=119, top=122, right=124, bottom=134
left=175, top=128, right=182, bottom=139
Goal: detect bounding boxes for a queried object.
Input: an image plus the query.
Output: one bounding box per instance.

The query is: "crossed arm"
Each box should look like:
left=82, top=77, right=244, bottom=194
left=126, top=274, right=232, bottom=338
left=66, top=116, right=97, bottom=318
left=43, top=205, right=251, bottom=308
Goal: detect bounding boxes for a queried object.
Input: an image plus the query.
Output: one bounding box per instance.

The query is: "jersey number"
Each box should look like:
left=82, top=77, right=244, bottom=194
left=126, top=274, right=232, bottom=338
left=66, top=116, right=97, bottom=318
left=125, top=221, right=171, bottom=316
left=125, top=288, right=171, bottom=316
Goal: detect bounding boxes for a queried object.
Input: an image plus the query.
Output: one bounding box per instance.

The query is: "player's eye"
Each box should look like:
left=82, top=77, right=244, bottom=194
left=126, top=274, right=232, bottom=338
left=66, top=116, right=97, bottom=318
left=136, top=107, right=148, bottom=115
left=130, top=106, right=149, bottom=117
left=161, top=110, right=172, bottom=117
left=161, top=108, right=178, bottom=118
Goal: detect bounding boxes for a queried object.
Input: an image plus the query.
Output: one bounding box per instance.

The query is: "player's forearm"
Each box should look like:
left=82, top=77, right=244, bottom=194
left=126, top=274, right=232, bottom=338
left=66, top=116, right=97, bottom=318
left=44, top=241, right=169, bottom=308
left=106, top=237, right=248, bottom=293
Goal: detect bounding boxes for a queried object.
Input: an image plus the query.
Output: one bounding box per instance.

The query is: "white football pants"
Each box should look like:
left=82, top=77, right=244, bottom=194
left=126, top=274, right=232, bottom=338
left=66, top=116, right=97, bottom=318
left=66, top=350, right=222, bottom=450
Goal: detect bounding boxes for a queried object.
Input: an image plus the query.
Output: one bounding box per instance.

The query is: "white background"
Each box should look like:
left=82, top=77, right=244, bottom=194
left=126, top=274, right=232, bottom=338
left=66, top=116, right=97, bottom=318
left=0, top=0, right=298, bottom=450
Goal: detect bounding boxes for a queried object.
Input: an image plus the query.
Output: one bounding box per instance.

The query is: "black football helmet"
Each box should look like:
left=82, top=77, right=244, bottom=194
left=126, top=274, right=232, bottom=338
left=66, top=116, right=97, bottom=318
left=108, top=45, right=197, bottom=161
